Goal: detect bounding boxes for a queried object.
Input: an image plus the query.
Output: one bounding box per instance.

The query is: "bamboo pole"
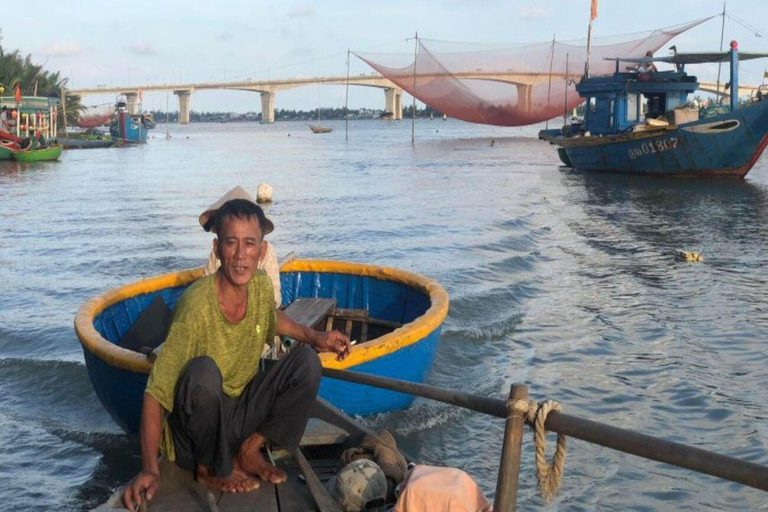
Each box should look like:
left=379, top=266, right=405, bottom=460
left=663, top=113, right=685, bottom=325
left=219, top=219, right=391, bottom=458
left=716, top=2, right=727, bottom=99
left=345, top=49, right=350, bottom=142
left=493, top=384, right=528, bottom=512
left=563, top=53, right=570, bottom=126
left=60, top=85, right=69, bottom=143
left=411, top=32, right=418, bottom=146
left=545, top=34, right=556, bottom=130
left=322, top=368, right=768, bottom=492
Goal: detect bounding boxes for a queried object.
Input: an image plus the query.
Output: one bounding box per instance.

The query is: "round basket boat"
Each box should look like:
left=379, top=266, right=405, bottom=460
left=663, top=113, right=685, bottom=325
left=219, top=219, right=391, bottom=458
left=75, top=259, right=449, bottom=433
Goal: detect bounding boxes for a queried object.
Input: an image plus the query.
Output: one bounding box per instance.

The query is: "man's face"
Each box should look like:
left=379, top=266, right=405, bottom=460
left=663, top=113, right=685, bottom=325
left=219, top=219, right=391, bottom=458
left=213, top=215, right=265, bottom=288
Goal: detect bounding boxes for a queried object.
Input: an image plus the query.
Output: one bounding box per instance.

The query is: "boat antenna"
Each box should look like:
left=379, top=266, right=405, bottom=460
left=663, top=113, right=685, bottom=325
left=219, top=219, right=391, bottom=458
left=563, top=52, right=570, bottom=126
left=412, top=32, right=418, bottom=146
left=716, top=2, right=727, bottom=100
left=345, top=49, right=351, bottom=141
left=546, top=33, right=556, bottom=129
left=585, top=0, right=598, bottom=78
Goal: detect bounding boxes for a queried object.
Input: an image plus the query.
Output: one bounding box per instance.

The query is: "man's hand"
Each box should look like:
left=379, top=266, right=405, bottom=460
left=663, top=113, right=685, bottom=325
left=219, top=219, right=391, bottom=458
left=122, top=471, right=160, bottom=511
left=310, top=330, right=352, bottom=361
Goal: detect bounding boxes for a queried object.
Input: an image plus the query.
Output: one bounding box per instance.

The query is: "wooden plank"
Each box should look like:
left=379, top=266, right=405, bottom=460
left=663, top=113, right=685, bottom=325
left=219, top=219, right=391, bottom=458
left=217, top=481, right=278, bottom=512
left=301, top=418, right=349, bottom=447
left=274, top=465, right=319, bottom=512
left=293, top=448, right=342, bottom=512
left=283, top=298, right=337, bottom=330
left=93, top=459, right=222, bottom=512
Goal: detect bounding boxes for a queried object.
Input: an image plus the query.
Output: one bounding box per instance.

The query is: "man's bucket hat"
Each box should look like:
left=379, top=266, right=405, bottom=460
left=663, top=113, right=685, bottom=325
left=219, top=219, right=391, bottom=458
left=199, top=185, right=274, bottom=235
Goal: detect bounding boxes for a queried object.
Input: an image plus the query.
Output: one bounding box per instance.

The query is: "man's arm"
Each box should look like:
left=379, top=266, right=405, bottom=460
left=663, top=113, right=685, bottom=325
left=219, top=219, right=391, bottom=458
left=122, top=393, right=164, bottom=510
left=276, top=309, right=351, bottom=361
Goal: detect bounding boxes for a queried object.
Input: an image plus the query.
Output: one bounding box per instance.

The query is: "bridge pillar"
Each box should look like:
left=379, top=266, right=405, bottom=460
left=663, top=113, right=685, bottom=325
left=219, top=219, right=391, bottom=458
left=123, top=92, right=139, bottom=115
left=516, top=84, right=533, bottom=116
left=174, top=90, right=192, bottom=124
left=384, top=88, right=403, bottom=120
left=260, top=92, right=275, bottom=123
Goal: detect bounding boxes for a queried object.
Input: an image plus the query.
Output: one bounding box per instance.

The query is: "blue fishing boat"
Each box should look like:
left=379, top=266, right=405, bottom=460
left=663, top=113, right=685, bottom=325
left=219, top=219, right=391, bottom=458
left=109, top=99, right=154, bottom=143
left=75, top=259, right=449, bottom=433
left=539, top=42, right=768, bottom=177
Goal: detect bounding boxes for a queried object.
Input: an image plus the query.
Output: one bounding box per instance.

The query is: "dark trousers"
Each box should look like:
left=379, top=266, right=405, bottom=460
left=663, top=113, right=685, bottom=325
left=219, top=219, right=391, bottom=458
left=168, top=346, right=321, bottom=477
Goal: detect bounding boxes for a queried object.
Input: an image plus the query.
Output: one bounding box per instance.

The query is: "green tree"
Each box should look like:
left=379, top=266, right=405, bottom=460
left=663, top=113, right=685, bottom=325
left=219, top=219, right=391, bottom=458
left=0, top=33, right=83, bottom=128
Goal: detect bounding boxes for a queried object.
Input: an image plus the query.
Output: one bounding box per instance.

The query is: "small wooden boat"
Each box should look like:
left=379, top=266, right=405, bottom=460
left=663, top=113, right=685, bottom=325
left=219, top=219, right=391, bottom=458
left=75, top=259, right=449, bottom=433
left=309, top=124, right=333, bottom=134
left=12, top=144, right=62, bottom=162
left=0, top=139, right=18, bottom=160
left=0, top=129, right=21, bottom=160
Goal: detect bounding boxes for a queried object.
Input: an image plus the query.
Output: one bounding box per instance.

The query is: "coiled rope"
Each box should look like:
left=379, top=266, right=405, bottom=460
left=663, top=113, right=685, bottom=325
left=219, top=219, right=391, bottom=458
left=510, top=399, right=567, bottom=503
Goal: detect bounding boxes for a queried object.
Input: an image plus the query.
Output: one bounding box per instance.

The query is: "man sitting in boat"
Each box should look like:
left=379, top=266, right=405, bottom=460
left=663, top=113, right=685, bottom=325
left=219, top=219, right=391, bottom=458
left=122, top=197, right=352, bottom=510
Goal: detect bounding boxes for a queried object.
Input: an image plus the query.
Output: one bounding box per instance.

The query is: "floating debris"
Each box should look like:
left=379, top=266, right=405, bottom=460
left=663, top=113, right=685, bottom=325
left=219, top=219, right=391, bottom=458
left=677, top=250, right=703, bottom=263
left=257, top=183, right=273, bottom=203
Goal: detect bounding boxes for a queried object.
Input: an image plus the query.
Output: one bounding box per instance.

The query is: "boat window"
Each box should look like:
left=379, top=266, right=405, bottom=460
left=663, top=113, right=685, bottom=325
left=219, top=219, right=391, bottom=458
left=589, top=97, right=597, bottom=114
left=609, top=100, right=614, bottom=128
left=627, top=94, right=639, bottom=122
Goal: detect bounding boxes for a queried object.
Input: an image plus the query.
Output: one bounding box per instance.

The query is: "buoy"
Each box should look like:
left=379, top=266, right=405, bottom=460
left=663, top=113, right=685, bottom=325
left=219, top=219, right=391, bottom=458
left=676, top=250, right=703, bottom=263
left=257, top=183, right=273, bottom=203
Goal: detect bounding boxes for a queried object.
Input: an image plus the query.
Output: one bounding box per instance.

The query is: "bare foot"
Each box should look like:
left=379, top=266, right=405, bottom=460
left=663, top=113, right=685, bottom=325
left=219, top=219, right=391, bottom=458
left=196, top=465, right=260, bottom=493
left=235, top=433, right=288, bottom=484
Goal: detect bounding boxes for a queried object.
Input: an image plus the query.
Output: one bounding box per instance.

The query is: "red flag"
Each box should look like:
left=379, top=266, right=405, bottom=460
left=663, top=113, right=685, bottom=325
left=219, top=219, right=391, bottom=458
left=591, top=0, right=598, bottom=20
left=14, top=84, right=21, bottom=103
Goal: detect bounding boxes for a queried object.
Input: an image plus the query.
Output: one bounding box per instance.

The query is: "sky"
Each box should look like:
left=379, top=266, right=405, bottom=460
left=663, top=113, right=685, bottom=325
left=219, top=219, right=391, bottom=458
left=1, top=0, right=767, bottom=113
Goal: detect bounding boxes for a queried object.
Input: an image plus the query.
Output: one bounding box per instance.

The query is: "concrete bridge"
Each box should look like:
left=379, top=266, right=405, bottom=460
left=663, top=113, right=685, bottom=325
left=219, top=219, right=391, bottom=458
left=68, top=74, right=762, bottom=124
left=68, top=75, right=405, bottom=124
left=67, top=70, right=579, bottom=124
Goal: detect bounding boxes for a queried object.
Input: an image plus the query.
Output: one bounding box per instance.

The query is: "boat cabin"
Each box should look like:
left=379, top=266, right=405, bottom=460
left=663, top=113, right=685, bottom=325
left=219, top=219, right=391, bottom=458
left=576, top=69, right=698, bottom=135
left=0, top=95, right=60, bottom=140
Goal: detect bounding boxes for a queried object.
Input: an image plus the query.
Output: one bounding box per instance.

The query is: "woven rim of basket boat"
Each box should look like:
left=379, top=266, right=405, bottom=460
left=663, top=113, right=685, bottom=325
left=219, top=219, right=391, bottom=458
left=74, top=259, right=450, bottom=374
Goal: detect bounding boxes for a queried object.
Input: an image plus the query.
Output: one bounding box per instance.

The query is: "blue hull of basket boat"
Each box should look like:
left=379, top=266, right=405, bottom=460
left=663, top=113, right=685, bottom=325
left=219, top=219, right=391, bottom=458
left=84, top=268, right=443, bottom=433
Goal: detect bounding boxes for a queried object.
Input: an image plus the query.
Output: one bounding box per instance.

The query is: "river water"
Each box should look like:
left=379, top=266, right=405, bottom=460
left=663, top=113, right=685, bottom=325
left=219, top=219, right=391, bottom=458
left=1, top=119, right=767, bottom=511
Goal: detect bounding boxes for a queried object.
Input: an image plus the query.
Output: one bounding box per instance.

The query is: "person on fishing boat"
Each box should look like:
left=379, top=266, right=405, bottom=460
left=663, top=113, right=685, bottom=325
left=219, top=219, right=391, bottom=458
left=201, top=186, right=282, bottom=307
left=626, top=51, right=658, bottom=81
left=0, top=107, right=10, bottom=132
left=122, top=196, right=352, bottom=510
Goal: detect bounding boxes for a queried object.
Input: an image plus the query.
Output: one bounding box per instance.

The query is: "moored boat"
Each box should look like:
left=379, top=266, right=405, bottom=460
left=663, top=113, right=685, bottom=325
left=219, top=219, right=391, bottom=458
left=75, top=259, right=449, bottom=433
left=109, top=99, right=154, bottom=143
left=309, top=124, right=333, bottom=134
left=539, top=42, right=768, bottom=177
left=12, top=144, right=63, bottom=162
left=0, top=139, right=18, bottom=160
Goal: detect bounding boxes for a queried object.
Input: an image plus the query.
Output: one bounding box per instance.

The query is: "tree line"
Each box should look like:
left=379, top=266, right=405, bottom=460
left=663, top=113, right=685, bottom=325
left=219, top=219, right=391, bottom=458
left=0, top=31, right=82, bottom=127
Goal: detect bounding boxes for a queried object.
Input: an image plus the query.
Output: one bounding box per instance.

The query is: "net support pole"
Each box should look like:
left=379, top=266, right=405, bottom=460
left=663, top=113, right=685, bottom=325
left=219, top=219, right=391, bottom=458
left=716, top=2, right=727, bottom=99
left=493, top=384, right=528, bottom=512
left=585, top=18, right=593, bottom=78
left=345, top=49, right=351, bottom=142
left=60, top=85, right=69, bottom=143
left=545, top=34, right=556, bottom=129
left=412, top=32, right=418, bottom=146
left=563, top=53, right=570, bottom=126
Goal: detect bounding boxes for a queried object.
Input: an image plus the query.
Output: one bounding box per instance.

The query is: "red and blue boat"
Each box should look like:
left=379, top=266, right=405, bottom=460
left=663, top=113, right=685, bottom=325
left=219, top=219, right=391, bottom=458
left=539, top=42, right=768, bottom=177
left=75, top=259, right=449, bottom=433
left=109, top=99, right=154, bottom=144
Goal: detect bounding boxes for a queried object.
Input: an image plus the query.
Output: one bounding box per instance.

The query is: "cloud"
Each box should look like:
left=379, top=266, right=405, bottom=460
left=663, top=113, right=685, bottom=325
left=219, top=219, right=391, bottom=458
left=287, top=5, right=315, bottom=18
left=41, top=41, right=82, bottom=57
left=518, top=6, right=552, bottom=20
left=124, top=43, right=158, bottom=56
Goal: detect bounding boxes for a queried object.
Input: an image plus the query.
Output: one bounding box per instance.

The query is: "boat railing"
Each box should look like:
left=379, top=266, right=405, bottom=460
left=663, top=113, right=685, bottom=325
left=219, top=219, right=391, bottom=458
left=322, top=368, right=768, bottom=512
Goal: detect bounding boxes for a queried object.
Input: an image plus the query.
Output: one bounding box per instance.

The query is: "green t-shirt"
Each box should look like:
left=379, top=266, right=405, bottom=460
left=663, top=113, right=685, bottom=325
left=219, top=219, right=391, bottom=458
left=145, top=271, right=276, bottom=460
